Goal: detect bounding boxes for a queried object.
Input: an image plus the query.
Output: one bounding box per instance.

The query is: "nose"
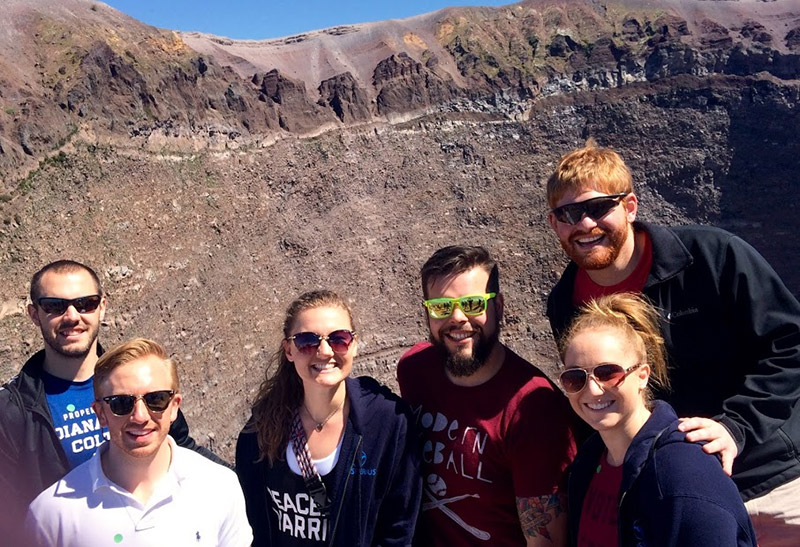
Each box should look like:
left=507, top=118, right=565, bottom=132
left=130, top=398, right=150, bottom=422
left=449, top=304, right=469, bottom=323
left=586, top=374, right=606, bottom=394
left=574, top=213, right=598, bottom=230
left=316, top=338, right=335, bottom=357
left=63, top=305, right=81, bottom=321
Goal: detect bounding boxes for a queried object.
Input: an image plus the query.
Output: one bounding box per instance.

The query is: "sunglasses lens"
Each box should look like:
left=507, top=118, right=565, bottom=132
left=458, top=296, right=487, bottom=315
left=292, top=332, right=323, bottom=354
left=583, top=199, right=618, bottom=221
left=107, top=395, right=136, bottom=416
left=143, top=391, right=174, bottom=412
left=593, top=364, right=627, bottom=383
left=426, top=299, right=454, bottom=319
left=37, top=298, right=68, bottom=315
left=327, top=330, right=355, bottom=353
left=559, top=369, right=587, bottom=393
left=73, top=295, right=102, bottom=313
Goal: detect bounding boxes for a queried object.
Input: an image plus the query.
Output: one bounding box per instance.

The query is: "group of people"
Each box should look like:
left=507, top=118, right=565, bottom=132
left=2, top=140, right=799, bottom=546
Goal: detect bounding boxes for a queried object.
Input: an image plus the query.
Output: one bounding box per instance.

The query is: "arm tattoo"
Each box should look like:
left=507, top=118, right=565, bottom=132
left=516, top=492, right=566, bottom=541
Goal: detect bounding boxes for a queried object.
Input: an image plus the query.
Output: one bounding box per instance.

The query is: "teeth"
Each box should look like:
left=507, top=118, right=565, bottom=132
left=576, top=234, right=603, bottom=244
left=587, top=401, right=613, bottom=411
left=312, top=363, right=336, bottom=372
left=448, top=332, right=474, bottom=341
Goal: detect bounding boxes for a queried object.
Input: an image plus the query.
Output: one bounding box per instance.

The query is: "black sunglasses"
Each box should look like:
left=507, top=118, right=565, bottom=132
left=559, top=364, right=642, bottom=394
left=98, top=390, right=175, bottom=416
left=36, top=295, right=102, bottom=315
left=288, top=330, right=356, bottom=355
left=551, top=193, right=627, bottom=225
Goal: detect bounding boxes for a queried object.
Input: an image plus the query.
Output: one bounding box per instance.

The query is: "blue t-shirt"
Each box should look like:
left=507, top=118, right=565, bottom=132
left=42, top=370, right=109, bottom=469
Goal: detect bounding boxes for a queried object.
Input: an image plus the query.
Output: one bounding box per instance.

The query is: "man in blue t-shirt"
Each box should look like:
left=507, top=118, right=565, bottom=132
left=0, top=260, right=224, bottom=542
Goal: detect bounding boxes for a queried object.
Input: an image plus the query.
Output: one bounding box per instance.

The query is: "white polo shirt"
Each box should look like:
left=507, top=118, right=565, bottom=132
left=26, top=437, right=252, bottom=546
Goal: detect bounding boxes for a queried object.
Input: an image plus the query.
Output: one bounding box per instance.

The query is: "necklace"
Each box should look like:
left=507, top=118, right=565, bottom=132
left=303, top=397, right=345, bottom=432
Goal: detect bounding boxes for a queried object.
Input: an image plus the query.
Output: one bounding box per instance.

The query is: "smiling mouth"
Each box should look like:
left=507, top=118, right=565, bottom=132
left=126, top=429, right=155, bottom=440
left=573, top=233, right=605, bottom=246
left=446, top=331, right=476, bottom=343
left=59, top=329, right=86, bottom=338
left=311, top=362, right=338, bottom=373
left=585, top=401, right=614, bottom=411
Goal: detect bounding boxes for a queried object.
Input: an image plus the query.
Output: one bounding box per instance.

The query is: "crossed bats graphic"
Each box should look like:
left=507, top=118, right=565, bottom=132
left=422, top=474, right=491, bottom=541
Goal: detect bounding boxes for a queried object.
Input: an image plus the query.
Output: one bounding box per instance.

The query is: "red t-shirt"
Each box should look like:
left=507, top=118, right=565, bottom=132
left=573, top=231, right=653, bottom=307
left=577, top=451, right=623, bottom=547
left=397, top=342, right=576, bottom=546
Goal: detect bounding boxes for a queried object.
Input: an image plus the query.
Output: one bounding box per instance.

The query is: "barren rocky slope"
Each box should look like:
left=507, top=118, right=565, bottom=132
left=1, top=0, right=798, bottom=460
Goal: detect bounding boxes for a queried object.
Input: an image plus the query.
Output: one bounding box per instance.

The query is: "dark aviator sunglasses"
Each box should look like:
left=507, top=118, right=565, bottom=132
left=559, top=364, right=642, bottom=394
left=287, top=329, right=356, bottom=355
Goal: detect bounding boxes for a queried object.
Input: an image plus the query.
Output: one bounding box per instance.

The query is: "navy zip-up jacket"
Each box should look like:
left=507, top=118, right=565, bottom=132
left=549, top=221, right=800, bottom=501
left=235, top=375, right=422, bottom=546
left=567, top=401, right=757, bottom=546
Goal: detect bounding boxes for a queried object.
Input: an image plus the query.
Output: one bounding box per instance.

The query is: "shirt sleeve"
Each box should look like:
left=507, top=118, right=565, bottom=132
left=24, top=500, right=55, bottom=547
left=217, top=467, right=254, bottom=547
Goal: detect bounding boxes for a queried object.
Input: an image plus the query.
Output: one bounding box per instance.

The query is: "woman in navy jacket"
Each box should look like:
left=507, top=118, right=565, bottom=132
left=558, top=292, right=756, bottom=546
left=235, top=290, right=421, bottom=546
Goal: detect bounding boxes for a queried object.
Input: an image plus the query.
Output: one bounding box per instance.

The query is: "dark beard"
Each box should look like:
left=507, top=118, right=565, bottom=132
left=431, top=327, right=500, bottom=378
left=41, top=326, right=98, bottom=359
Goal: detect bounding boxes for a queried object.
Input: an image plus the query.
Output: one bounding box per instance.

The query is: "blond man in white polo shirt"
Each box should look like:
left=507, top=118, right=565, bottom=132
left=26, top=338, right=252, bottom=546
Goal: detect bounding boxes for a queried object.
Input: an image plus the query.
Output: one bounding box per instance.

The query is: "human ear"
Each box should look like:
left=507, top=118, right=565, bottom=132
left=624, top=193, right=638, bottom=222
left=27, top=303, right=42, bottom=327
left=282, top=338, right=294, bottom=363
left=547, top=211, right=558, bottom=232
left=169, top=394, right=182, bottom=423
left=92, top=401, right=109, bottom=427
left=638, top=363, right=651, bottom=391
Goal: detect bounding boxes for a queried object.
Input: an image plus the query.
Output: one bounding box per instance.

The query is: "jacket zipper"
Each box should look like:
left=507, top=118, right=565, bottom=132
left=329, top=434, right=362, bottom=545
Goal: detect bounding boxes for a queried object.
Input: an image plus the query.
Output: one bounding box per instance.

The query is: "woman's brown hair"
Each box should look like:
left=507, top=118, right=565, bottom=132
left=250, top=289, right=355, bottom=463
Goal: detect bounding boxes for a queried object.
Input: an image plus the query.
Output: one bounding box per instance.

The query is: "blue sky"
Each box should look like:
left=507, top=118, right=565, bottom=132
left=102, top=1, right=515, bottom=40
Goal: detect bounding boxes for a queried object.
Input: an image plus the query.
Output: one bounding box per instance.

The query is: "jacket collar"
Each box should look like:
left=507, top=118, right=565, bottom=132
left=636, top=221, right=694, bottom=288
left=620, top=400, right=680, bottom=494
left=15, top=343, right=106, bottom=411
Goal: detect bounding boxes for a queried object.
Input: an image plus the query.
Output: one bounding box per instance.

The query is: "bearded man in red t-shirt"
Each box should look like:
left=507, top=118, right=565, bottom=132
left=398, top=245, right=576, bottom=546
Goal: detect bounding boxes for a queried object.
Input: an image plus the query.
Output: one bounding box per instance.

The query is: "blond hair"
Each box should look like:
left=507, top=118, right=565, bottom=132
left=560, top=293, right=670, bottom=397
left=94, top=338, right=178, bottom=396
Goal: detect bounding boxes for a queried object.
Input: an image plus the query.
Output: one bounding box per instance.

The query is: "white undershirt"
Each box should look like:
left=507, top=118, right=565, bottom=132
left=286, top=437, right=342, bottom=476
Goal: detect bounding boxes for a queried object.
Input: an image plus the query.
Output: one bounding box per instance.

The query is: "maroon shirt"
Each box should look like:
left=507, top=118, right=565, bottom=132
left=398, top=342, right=576, bottom=546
